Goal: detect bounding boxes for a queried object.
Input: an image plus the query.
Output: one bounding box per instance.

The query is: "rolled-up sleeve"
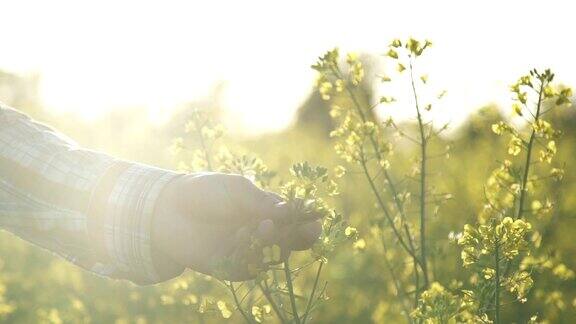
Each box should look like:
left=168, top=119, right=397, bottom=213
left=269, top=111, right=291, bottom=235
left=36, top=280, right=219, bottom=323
left=0, top=103, right=184, bottom=285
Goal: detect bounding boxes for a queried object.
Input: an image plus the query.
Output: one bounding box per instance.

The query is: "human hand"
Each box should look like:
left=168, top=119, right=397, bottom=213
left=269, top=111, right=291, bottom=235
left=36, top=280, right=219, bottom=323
left=151, top=173, right=322, bottom=281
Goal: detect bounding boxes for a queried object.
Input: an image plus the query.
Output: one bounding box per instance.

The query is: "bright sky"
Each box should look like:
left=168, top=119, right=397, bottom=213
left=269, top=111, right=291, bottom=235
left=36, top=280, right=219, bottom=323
left=1, top=0, right=574, bottom=134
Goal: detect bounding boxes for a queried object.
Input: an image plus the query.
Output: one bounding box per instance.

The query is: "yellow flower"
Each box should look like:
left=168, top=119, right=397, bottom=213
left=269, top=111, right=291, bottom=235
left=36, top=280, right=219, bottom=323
left=387, top=49, right=398, bottom=59
left=345, top=226, right=358, bottom=238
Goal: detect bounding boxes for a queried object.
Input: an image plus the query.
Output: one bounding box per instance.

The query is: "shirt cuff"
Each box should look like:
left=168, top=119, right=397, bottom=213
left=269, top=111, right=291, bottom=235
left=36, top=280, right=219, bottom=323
left=100, top=162, right=184, bottom=284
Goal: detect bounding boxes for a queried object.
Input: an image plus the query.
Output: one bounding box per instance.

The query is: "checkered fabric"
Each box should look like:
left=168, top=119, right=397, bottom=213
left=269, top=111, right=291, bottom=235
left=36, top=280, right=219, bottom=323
left=0, top=103, right=181, bottom=284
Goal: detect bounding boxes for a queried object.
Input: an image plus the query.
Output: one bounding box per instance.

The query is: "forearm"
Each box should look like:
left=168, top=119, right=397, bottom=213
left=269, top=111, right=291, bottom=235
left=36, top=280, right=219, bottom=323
left=0, top=103, right=184, bottom=285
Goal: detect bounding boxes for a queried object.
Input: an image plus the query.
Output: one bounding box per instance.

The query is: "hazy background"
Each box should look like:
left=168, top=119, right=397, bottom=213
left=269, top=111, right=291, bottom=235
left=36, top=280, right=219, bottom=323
left=2, top=1, right=576, bottom=323
left=2, top=0, right=575, bottom=134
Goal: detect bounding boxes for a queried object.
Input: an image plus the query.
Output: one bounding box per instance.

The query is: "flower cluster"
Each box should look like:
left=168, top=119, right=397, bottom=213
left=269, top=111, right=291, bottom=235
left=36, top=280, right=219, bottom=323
left=459, top=217, right=532, bottom=268
left=411, top=282, right=460, bottom=323
left=458, top=217, right=534, bottom=304
left=457, top=68, right=574, bottom=321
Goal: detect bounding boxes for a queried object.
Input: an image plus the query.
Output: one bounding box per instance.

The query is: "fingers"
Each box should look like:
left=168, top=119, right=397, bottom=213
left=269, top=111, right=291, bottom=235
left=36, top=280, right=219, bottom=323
left=223, top=175, right=290, bottom=224
left=225, top=177, right=322, bottom=252
left=285, top=220, right=323, bottom=251
left=170, top=173, right=286, bottom=225
left=220, top=175, right=325, bottom=252
left=254, top=212, right=321, bottom=250
left=269, top=220, right=322, bottom=252
left=256, top=219, right=276, bottom=245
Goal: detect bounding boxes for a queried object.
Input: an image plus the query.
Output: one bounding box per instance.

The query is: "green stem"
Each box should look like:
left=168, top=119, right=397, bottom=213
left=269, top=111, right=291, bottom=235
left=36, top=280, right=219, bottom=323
left=334, top=65, right=426, bottom=313
left=381, top=238, right=415, bottom=324
left=503, top=80, right=547, bottom=280
left=331, top=62, right=425, bottom=320
left=515, top=81, right=545, bottom=220
left=333, top=66, right=423, bottom=275
left=302, top=262, right=324, bottom=324
left=283, top=258, right=301, bottom=324
left=193, top=110, right=213, bottom=171
left=228, top=282, right=254, bottom=324
left=409, top=59, right=429, bottom=289
left=258, top=281, right=287, bottom=324
left=358, top=155, right=423, bottom=268
left=494, top=242, right=501, bottom=324
left=335, top=66, right=413, bottom=236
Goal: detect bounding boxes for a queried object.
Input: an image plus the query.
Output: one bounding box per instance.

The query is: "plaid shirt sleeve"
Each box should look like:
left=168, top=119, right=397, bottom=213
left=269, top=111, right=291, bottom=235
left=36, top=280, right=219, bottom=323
left=0, top=103, right=185, bottom=285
